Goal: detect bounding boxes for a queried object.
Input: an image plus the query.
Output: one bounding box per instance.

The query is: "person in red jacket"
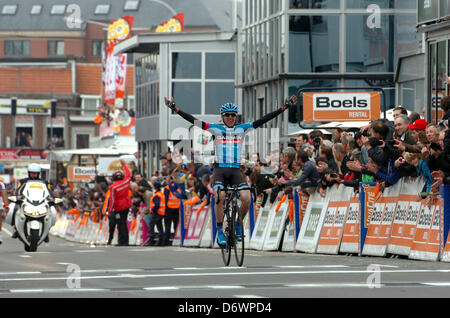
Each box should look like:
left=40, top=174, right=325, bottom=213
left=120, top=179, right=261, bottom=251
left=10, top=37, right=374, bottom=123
left=106, top=160, right=132, bottom=246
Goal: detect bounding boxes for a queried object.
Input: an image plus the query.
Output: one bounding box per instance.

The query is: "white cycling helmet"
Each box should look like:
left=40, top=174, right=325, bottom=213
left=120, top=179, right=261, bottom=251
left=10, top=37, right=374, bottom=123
left=27, top=163, right=41, bottom=174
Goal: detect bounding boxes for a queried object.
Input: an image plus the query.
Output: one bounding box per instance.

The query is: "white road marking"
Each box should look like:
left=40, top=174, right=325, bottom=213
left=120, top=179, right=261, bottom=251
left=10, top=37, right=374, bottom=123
left=234, top=294, right=266, bottom=298
left=2, top=228, right=12, bottom=236
left=143, top=286, right=179, bottom=291
left=208, top=285, right=244, bottom=289
left=0, top=268, right=448, bottom=282
left=422, top=282, right=450, bottom=286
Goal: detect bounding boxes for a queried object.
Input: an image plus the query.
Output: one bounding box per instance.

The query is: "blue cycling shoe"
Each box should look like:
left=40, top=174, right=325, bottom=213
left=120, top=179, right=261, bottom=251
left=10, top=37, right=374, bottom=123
left=217, top=226, right=227, bottom=246
left=235, top=221, right=243, bottom=242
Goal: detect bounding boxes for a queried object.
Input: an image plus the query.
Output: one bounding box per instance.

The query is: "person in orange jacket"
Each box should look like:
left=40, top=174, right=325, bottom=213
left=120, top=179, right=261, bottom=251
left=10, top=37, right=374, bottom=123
left=146, top=179, right=166, bottom=246
left=106, top=160, right=132, bottom=246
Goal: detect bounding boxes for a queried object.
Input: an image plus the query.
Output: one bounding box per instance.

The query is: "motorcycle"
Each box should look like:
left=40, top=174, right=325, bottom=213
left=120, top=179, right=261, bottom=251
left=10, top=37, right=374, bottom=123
left=6, top=181, right=62, bottom=252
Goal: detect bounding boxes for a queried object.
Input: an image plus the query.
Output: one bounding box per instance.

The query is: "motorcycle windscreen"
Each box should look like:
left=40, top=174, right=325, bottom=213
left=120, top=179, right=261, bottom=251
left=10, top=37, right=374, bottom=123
left=25, top=182, right=48, bottom=202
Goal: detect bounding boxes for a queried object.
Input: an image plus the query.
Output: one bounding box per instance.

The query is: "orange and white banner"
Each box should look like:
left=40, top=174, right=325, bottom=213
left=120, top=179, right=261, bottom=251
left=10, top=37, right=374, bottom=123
left=362, top=182, right=401, bottom=257
left=303, top=92, right=381, bottom=122
left=317, top=185, right=353, bottom=254
left=387, top=179, right=425, bottom=256
left=339, top=195, right=360, bottom=254
left=409, top=198, right=442, bottom=261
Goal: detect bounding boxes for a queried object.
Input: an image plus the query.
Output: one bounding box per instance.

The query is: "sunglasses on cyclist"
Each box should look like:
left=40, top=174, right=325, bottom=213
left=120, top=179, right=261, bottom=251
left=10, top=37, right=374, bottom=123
left=223, top=113, right=237, bottom=118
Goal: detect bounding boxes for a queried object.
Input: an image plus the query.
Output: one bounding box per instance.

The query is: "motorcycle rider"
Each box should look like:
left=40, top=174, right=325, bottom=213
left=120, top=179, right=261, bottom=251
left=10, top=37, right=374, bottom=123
left=16, top=164, right=53, bottom=196
left=10, top=163, right=54, bottom=241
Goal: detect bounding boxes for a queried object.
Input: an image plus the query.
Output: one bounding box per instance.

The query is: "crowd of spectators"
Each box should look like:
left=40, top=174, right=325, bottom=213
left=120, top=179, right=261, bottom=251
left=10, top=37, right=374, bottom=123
left=249, top=96, right=450, bottom=208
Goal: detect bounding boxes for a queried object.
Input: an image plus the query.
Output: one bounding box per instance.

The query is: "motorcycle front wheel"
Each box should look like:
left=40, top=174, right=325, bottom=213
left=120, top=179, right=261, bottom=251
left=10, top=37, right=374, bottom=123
left=25, top=229, right=39, bottom=252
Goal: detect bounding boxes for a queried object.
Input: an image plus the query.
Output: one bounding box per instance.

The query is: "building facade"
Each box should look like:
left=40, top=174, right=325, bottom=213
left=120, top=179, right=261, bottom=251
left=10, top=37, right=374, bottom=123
left=239, top=0, right=424, bottom=139
left=0, top=0, right=140, bottom=177
left=416, top=0, right=450, bottom=123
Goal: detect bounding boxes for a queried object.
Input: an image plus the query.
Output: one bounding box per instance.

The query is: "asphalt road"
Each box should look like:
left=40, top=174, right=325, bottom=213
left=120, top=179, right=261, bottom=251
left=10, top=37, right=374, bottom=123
left=1, top=224, right=450, bottom=301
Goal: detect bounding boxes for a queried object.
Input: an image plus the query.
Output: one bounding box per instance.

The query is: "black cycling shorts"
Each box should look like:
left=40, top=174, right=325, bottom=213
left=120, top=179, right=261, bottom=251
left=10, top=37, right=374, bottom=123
left=212, top=167, right=249, bottom=191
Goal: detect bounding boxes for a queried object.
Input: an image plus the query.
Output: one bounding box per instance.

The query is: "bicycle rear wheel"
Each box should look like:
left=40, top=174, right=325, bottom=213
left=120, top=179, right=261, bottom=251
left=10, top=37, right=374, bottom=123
left=233, top=207, right=245, bottom=267
left=220, top=212, right=232, bottom=266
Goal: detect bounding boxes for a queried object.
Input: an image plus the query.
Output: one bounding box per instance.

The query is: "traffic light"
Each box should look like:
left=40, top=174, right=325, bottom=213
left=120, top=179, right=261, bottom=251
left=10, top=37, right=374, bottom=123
left=51, top=100, right=56, bottom=118
left=11, top=98, right=17, bottom=116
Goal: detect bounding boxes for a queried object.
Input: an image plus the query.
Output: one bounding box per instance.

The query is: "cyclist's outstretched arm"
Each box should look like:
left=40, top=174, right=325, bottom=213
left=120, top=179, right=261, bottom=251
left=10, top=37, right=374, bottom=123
left=252, top=95, right=297, bottom=129
left=164, top=97, right=209, bottom=130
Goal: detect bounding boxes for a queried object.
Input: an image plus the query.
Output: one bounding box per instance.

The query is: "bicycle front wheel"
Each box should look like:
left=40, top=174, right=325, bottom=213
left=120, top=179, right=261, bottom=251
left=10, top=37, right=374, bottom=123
left=233, top=208, right=245, bottom=267
left=220, top=212, right=232, bottom=266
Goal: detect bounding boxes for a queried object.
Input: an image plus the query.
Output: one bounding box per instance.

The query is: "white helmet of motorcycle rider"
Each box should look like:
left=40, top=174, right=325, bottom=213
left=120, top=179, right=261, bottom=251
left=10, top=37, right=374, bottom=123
left=27, top=163, right=41, bottom=179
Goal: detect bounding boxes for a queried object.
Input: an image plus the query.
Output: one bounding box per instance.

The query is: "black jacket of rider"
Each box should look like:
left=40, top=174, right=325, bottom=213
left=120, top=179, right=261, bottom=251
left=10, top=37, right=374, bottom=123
left=16, top=178, right=53, bottom=197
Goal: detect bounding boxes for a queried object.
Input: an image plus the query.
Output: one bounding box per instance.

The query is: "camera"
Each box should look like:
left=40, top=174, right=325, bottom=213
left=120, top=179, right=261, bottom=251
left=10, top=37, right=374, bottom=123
left=430, top=142, right=442, bottom=151
left=439, top=119, right=449, bottom=128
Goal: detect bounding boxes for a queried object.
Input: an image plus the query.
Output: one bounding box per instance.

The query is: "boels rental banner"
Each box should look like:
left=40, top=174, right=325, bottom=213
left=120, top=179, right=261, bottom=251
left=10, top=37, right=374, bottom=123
left=303, top=92, right=381, bottom=122
left=359, top=182, right=379, bottom=255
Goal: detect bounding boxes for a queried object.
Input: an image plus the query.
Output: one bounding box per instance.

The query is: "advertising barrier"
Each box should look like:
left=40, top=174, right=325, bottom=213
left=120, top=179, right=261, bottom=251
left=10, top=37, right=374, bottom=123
left=387, top=179, right=425, bottom=256
left=362, top=182, right=401, bottom=257
left=316, top=185, right=353, bottom=254
left=262, top=198, right=289, bottom=251
left=249, top=201, right=271, bottom=250
left=339, top=194, right=360, bottom=254
left=409, top=198, right=442, bottom=261
left=296, top=193, right=329, bottom=253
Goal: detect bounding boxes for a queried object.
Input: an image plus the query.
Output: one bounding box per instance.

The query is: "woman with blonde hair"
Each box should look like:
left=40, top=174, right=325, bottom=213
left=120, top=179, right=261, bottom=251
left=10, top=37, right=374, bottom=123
left=404, top=152, right=433, bottom=192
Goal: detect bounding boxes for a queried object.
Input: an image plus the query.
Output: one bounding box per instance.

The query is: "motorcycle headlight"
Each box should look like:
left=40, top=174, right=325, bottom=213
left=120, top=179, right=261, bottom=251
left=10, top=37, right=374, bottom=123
left=23, top=205, right=48, bottom=216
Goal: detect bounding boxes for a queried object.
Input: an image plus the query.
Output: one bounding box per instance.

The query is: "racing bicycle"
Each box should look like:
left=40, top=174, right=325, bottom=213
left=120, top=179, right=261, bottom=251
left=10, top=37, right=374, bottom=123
left=219, top=185, right=245, bottom=267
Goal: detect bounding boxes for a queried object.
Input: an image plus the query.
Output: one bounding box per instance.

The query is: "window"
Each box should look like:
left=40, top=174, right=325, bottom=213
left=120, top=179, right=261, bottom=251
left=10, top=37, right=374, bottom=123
left=48, top=40, right=64, bottom=57
left=124, top=0, right=139, bottom=11
left=205, top=53, right=235, bottom=79
left=172, top=52, right=201, bottom=79
left=92, top=40, right=103, bottom=57
left=15, top=128, right=33, bottom=147
left=4, top=40, right=30, bottom=57
left=346, top=0, right=393, bottom=9
left=172, top=82, right=201, bottom=114
left=170, top=51, right=235, bottom=115
left=51, top=4, right=66, bottom=15
left=205, top=83, right=235, bottom=114
left=346, top=15, right=393, bottom=72
left=95, top=4, right=110, bottom=15
left=47, top=128, right=64, bottom=148
left=289, top=15, right=340, bottom=72
left=76, top=134, right=90, bottom=149
left=30, top=4, right=42, bottom=15
left=82, top=97, right=100, bottom=115
left=136, top=54, right=159, bottom=117
left=290, top=0, right=339, bottom=9
left=2, top=4, right=17, bottom=15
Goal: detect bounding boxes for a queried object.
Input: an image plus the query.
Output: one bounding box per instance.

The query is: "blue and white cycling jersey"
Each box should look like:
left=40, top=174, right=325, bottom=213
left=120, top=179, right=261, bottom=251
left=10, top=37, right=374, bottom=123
left=205, top=122, right=254, bottom=169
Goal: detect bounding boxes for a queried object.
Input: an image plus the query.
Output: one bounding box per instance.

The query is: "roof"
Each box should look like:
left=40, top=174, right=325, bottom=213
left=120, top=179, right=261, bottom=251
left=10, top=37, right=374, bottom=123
left=0, top=0, right=239, bottom=31
left=114, top=30, right=236, bottom=55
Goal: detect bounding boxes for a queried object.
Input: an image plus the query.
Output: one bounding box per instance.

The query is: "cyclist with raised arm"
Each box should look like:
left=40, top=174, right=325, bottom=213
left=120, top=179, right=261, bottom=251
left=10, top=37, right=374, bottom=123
left=164, top=95, right=297, bottom=246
